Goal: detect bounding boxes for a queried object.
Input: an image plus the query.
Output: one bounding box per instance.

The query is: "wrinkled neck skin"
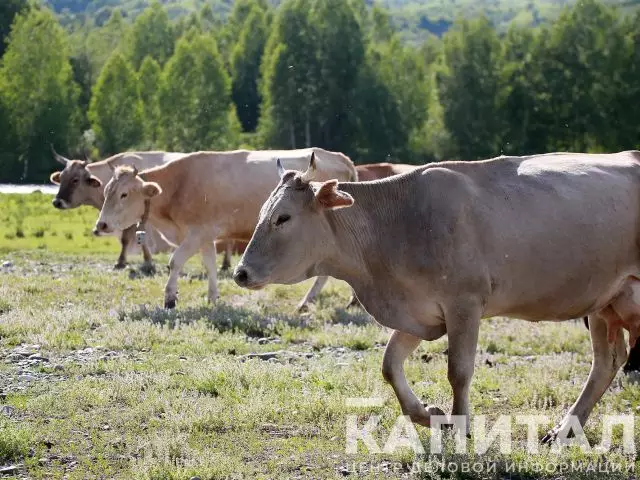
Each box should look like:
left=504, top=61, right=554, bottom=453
left=137, top=167, right=178, bottom=239
left=313, top=179, right=408, bottom=305
left=85, top=184, right=105, bottom=210
left=85, top=164, right=109, bottom=209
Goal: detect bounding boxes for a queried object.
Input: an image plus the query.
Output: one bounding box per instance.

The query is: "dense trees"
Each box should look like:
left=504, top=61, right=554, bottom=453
left=88, top=53, right=144, bottom=156
left=157, top=33, right=240, bottom=151
left=0, top=0, right=639, bottom=182
left=0, top=7, right=80, bottom=181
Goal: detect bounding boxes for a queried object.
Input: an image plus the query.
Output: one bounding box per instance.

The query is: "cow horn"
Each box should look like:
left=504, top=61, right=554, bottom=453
left=276, top=158, right=285, bottom=179
left=300, top=152, right=317, bottom=182
left=51, top=144, right=69, bottom=166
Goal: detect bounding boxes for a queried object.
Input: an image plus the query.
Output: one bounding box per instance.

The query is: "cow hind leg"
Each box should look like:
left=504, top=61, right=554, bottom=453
left=201, top=241, right=219, bottom=303
left=587, top=315, right=640, bottom=373
left=542, top=312, right=627, bottom=444
left=116, top=226, right=136, bottom=269
left=296, top=276, right=329, bottom=312
left=164, top=231, right=202, bottom=309
left=220, top=242, right=232, bottom=272
left=382, top=329, right=447, bottom=427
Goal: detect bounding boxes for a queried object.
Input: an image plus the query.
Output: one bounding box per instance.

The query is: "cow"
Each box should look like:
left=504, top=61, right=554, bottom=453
left=357, top=160, right=640, bottom=373
left=233, top=150, right=640, bottom=442
left=94, top=148, right=358, bottom=310
left=49, top=148, right=185, bottom=271
left=355, top=162, right=417, bottom=181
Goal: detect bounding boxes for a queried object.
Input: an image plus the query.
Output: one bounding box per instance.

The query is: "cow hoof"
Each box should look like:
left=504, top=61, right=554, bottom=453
left=541, top=428, right=559, bottom=445
left=164, top=299, right=176, bottom=309
left=140, top=263, right=156, bottom=276
left=114, top=262, right=127, bottom=270
left=346, top=296, right=362, bottom=309
left=296, top=303, right=310, bottom=314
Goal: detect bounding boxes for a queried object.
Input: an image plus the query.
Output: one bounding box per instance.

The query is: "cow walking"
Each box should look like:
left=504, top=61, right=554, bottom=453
left=94, top=148, right=357, bottom=310
left=234, top=151, right=640, bottom=441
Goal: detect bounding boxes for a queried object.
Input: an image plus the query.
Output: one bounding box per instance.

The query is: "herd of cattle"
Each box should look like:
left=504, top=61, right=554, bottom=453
left=48, top=146, right=640, bottom=443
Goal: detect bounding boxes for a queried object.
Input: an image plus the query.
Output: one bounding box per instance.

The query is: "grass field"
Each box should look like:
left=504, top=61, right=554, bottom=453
left=0, top=192, right=639, bottom=479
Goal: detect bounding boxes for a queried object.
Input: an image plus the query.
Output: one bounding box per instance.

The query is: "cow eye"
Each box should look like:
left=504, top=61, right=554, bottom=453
left=120, top=193, right=128, bottom=199
left=275, top=214, right=290, bottom=226
left=72, top=178, right=79, bottom=184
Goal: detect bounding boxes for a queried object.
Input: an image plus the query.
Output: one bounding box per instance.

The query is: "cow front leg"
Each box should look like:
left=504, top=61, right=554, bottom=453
left=296, top=276, right=329, bottom=312
left=382, top=329, right=447, bottom=427
left=164, top=232, right=202, bottom=309
left=444, top=301, right=482, bottom=436
left=116, top=226, right=136, bottom=269
left=201, top=241, right=219, bottom=303
left=140, top=233, right=155, bottom=275
left=542, top=312, right=627, bottom=443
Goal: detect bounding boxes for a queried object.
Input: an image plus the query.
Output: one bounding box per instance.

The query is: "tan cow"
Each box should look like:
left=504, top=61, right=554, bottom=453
left=94, top=148, right=357, bottom=309
left=355, top=162, right=417, bottom=181
left=234, top=151, right=640, bottom=442
left=49, top=149, right=184, bottom=270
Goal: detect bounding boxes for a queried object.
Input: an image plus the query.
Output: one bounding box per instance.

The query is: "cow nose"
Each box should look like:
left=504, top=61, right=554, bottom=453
left=52, top=198, right=62, bottom=209
left=94, top=221, right=108, bottom=235
left=234, top=267, right=250, bottom=287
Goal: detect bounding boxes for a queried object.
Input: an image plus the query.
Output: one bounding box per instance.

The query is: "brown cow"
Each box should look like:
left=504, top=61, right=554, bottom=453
left=49, top=149, right=184, bottom=270
left=234, top=151, right=640, bottom=442
left=95, top=148, right=357, bottom=310
left=355, top=162, right=417, bottom=181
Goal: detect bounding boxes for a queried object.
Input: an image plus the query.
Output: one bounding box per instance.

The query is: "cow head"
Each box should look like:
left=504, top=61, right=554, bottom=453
left=94, top=165, right=161, bottom=235
left=234, top=153, right=354, bottom=289
left=49, top=147, right=102, bottom=209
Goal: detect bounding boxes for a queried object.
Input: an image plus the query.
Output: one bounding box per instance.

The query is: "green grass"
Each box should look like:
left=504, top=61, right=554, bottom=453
left=1, top=192, right=639, bottom=479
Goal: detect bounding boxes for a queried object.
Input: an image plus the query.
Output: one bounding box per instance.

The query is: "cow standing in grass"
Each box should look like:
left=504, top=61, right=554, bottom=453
left=234, top=151, right=640, bottom=441
left=94, top=148, right=357, bottom=310
left=49, top=149, right=184, bottom=271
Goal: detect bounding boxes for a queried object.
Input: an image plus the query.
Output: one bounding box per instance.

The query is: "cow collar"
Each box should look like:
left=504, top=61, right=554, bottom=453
left=135, top=199, right=152, bottom=245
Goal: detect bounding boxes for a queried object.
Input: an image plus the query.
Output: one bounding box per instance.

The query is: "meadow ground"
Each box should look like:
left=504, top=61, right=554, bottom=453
left=0, top=192, right=639, bottom=479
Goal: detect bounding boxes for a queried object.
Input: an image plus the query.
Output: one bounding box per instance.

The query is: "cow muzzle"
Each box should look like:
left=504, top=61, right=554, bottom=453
left=52, top=198, right=68, bottom=209
left=233, top=265, right=266, bottom=290
left=93, top=221, right=112, bottom=236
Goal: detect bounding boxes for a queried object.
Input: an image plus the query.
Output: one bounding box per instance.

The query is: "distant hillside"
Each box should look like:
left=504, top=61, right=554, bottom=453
left=44, top=0, right=640, bottom=41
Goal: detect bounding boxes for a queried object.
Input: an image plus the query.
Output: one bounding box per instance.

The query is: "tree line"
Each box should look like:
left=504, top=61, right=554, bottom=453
left=0, top=0, right=638, bottom=182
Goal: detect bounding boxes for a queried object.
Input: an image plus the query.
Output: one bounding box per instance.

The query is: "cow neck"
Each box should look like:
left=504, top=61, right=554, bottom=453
left=86, top=164, right=109, bottom=209
left=138, top=167, right=173, bottom=223
left=319, top=179, right=404, bottom=286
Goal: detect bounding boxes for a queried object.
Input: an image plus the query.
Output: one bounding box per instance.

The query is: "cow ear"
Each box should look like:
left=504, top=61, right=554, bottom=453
left=314, top=180, right=354, bottom=210
left=88, top=175, right=102, bottom=188
left=142, top=181, right=162, bottom=198
left=50, top=171, right=61, bottom=185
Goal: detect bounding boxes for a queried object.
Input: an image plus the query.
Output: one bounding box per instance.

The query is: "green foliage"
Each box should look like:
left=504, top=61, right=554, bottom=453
left=127, top=1, right=174, bottom=69
left=259, top=0, right=366, bottom=153
left=0, top=0, right=28, bottom=58
left=88, top=52, right=144, bottom=156
left=1, top=0, right=639, bottom=183
left=158, top=32, right=240, bottom=151
left=230, top=4, right=268, bottom=132
left=438, top=17, right=504, bottom=160
left=84, top=9, right=130, bottom=82
left=138, top=56, right=162, bottom=145
left=0, top=6, right=80, bottom=182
